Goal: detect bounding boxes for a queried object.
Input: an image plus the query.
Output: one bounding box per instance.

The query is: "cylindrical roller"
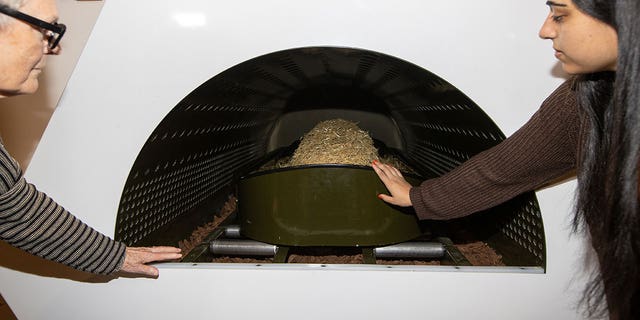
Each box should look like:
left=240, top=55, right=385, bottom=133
left=223, top=225, right=242, bottom=238
left=374, top=242, right=445, bottom=259
left=210, top=239, right=276, bottom=256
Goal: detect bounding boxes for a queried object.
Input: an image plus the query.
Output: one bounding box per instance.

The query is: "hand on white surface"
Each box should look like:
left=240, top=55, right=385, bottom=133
left=120, top=246, right=182, bottom=278
left=371, top=160, right=413, bottom=207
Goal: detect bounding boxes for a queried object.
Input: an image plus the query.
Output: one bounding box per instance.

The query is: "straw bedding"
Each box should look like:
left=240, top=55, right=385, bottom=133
left=263, top=118, right=411, bottom=172
left=288, top=119, right=378, bottom=166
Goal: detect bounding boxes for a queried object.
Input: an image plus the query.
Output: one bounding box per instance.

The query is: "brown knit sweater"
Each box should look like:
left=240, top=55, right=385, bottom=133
left=410, top=80, right=580, bottom=220
left=0, top=140, right=126, bottom=274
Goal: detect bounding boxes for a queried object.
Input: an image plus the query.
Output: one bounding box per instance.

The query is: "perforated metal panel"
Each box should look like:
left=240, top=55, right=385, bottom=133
left=115, top=76, right=281, bottom=245
left=501, top=198, right=546, bottom=263
left=115, top=46, right=545, bottom=268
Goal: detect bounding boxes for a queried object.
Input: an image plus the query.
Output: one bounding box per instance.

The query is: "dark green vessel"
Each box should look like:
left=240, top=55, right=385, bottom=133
left=238, top=165, right=421, bottom=247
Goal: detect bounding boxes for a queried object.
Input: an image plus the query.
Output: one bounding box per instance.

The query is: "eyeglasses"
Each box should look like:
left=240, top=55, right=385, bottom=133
left=0, top=4, right=66, bottom=50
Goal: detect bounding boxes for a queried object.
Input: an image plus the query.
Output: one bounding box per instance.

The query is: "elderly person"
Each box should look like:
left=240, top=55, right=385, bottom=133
left=0, top=0, right=181, bottom=277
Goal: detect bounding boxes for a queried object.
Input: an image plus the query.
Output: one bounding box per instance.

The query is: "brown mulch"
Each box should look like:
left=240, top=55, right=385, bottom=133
left=178, top=196, right=237, bottom=256
left=212, top=257, right=273, bottom=263
left=376, top=259, right=442, bottom=265
left=287, top=247, right=364, bottom=264
left=456, top=242, right=505, bottom=266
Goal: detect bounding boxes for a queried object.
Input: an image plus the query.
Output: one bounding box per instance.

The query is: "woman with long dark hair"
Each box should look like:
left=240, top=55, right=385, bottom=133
left=373, top=0, right=638, bottom=318
left=570, top=0, right=639, bottom=318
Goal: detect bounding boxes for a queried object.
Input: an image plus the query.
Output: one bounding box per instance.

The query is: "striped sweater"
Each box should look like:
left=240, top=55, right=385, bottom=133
left=410, top=79, right=580, bottom=220
left=0, top=142, right=125, bottom=274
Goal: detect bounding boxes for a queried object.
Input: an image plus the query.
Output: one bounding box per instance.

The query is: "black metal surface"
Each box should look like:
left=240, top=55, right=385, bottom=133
left=115, top=46, right=545, bottom=268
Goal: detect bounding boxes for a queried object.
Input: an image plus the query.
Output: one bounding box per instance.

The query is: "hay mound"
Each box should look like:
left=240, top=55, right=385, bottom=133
left=288, top=119, right=378, bottom=166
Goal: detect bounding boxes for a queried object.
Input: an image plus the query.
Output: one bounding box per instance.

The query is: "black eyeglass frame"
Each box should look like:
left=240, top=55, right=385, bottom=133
left=0, top=4, right=66, bottom=50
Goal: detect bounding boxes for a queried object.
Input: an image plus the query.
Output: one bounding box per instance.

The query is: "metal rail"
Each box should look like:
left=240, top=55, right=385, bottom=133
left=210, top=238, right=446, bottom=259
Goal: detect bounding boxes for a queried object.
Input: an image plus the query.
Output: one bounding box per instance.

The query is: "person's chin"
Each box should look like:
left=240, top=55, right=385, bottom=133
left=31, top=68, right=43, bottom=77
left=561, top=64, right=610, bottom=75
left=560, top=63, right=581, bottom=75
left=17, top=81, right=40, bottom=96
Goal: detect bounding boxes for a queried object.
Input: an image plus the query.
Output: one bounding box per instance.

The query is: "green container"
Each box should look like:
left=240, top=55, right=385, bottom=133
left=238, top=165, right=421, bottom=246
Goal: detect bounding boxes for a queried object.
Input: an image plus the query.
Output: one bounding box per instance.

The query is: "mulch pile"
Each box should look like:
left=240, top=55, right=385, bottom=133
left=178, top=196, right=237, bottom=255
left=456, top=241, right=504, bottom=266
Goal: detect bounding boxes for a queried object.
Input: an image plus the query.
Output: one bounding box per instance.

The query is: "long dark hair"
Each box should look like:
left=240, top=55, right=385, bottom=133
left=572, top=0, right=640, bottom=318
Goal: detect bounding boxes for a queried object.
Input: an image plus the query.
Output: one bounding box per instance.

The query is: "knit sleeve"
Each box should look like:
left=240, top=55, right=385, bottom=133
left=409, top=80, right=580, bottom=220
left=0, top=143, right=126, bottom=275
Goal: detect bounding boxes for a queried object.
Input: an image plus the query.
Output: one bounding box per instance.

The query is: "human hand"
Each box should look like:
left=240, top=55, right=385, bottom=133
left=371, top=160, right=413, bottom=207
left=119, top=246, right=182, bottom=278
